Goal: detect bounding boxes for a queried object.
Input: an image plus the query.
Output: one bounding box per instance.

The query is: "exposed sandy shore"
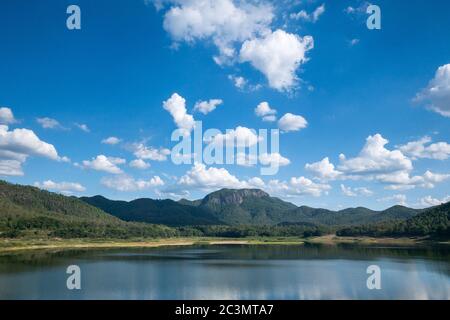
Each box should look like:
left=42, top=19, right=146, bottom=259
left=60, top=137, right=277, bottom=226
left=0, top=235, right=446, bottom=254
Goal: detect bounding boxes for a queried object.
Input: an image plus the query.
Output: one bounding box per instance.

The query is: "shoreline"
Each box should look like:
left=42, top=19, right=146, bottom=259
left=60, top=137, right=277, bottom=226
left=0, top=235, right=447, bottom=254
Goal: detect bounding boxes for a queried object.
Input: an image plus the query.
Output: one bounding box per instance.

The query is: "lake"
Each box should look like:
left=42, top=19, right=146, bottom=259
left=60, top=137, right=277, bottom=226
left=0, top=244, right=449, bottom=300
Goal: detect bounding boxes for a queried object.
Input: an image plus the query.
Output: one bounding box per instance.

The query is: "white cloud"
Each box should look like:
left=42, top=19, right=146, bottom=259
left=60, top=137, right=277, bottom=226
left=129, top=159, right=151, bottom=170
left=80, top=155, right=125, bottom=174
left=344, top=2, right=371, bottom=16
left=259, top=153, right=290, bottom=167
left=377, top=194, right=407, bottom=206
left=423, top=170, right=450, bottom=184
left=0, top=125, right=60, bottom=160
left=162, top=0, right=274, bottom=64
left=102, top=136, right=121, bottom=145
left=240, top=29, right=314, bottom=91
left=255, top=102, right=277, bottom=122
left=176, top=163, right=329, bottom=198
left=132, top=143, right=171, bottom=161
left=278, top=113, right=308, bottom=132
left=0, top=107, right=17, bottom=124
left=102, top=175, right=164, bottom=191
left=206, top=126, right=261, bottom=147
left=163, top=93, right=195, bottom=136
left=34, top=180, right=86, bottom=193
left=75, top=123, right=90, bottom=132
left=398, top=136, right=450, bottom=160
left=36, top=117, right=62, bottom=129
left=305, top=134, right=450, bottom=191
left=379, top=170, right=450, bottom=190
left=178, top=162, right=253, bottom=190
left=194, top=99, right=223, bottom=114
left=305, top=157, right=342, bottom=181
left=414, top=64, right=450, bottom=117
left=290, top=4, right=325, bottom=23
left=228, top=75, right=247, bottom=89
left=0, top=160, right=23, bottom=176
left=267, top=177, right=330, bottom=197
left=159, top=1, right=314, bottom=92
left=340, top=184, right=373, bottom=197
left=338, top=134, right=412, bottom=175
left=0, top=125, right=66, bottom=176
left=228, top=75, right=261, bottom=91
left=419, top=195, right=450, bottom=207
left=340, top=184, right=356, bottom=197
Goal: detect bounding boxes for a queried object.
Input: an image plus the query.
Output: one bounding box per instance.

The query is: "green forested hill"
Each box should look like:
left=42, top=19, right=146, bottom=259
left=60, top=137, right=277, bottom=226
left=80, top=195, right=222, bottom=226
left=198, top=189, right=297, bottom=225
left=282, top=205, right=420, bottom=227
left=0, top=181, right=177, bottom=238
left=0, top=181, right=436, bottom=240
left=337, top=202, right=450, bottom=239
left=82, top=188, right=420, bottom=227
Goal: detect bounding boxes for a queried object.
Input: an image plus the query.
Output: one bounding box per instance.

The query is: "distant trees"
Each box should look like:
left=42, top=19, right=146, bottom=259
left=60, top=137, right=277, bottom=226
left=337, top=202, right=450, bottom=239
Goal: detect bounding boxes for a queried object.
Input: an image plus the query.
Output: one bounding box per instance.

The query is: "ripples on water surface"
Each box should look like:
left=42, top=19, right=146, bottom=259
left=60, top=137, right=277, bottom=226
left=0, top=244, right=449, bottom=299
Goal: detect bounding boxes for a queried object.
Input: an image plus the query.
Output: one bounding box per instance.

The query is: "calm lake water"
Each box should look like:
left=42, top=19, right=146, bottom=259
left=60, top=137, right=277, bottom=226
left=0, top=244, right=449, bottom=300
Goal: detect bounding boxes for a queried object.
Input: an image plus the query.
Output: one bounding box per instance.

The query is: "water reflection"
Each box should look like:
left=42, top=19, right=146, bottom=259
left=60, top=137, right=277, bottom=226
left=0, top=244, right=449, bottom=299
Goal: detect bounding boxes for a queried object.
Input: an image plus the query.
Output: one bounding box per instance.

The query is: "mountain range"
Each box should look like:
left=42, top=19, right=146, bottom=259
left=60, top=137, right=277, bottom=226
left=1, top=180, right=448, bottom=239
left=81, top=188, right=421, bottom=227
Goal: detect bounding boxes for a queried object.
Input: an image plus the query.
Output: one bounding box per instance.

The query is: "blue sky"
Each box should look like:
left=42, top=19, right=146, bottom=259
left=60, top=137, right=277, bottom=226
left=1, top=0, right=449, bottom=209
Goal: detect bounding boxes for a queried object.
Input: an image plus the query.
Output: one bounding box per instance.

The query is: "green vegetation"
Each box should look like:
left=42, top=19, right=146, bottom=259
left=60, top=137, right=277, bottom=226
left=178, top=223, right=328, bottom=238
left=81, top=188, right=420, bottom=227
left=1, top=180, right=448, bottom=245
left=337, top=202, right=450, bottom=239
left=81, top=195, right=221, bottom=226
left=0, top=181, right=178, bottom=239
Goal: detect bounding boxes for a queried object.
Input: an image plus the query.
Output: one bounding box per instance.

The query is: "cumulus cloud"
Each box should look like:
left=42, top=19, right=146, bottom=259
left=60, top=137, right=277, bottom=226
left=398, top=136, right=450, bottom=160
left=163, top=93, right=195, bottom=136
left=259, top=153, right=290, bottom=167
left=36, top=117, right=62, bottom=129
left=102, top=136, right=121, bottom=145
left=278, top=113, right=308, bottom=132
left=228, top=75, right=247, bottom=89
left=340, top=184, right=373, bottom=197
left=194, top=99, right=223, bottom=114
left=176, top=162, right=329, bottom=198
left=414, top=64, right=450, bottom=117
left=132, top=143, right=171, bottom=161
left=206, top=126, right=261, bottom=147
left=419, top=195, right=450, bottom=207
left=75, top=123, right=90, bottom=132
left=102, top=175, right=164, bottom=191
left=377, top=194, right=407, bottom=206
left=162, top=0, right=273, bottom=64
left=255, top=102, right=277, bottom=122
left=240, top=29, right=314, bottom=91
left=159, top=1, right=313, bottom=92
left=305, top=157, right=342, bottom=181
left=0, top=125, right=65, bottom=176
left=34, top=180, right=86, bottom=193
left=178, top=162, right=261, bottom=191
left=0, top=107, right=17, bottom=124
left=290, top=4, right=325, bottom=23
left=80, top=155, right=125, bottom=174
left=267, top=177, right=330, bottom=197
left=338, top=134, right=412, bottom=175
left=305, top=134, right=450, bottom=191
left=129, top=159, right=151, bottom=170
